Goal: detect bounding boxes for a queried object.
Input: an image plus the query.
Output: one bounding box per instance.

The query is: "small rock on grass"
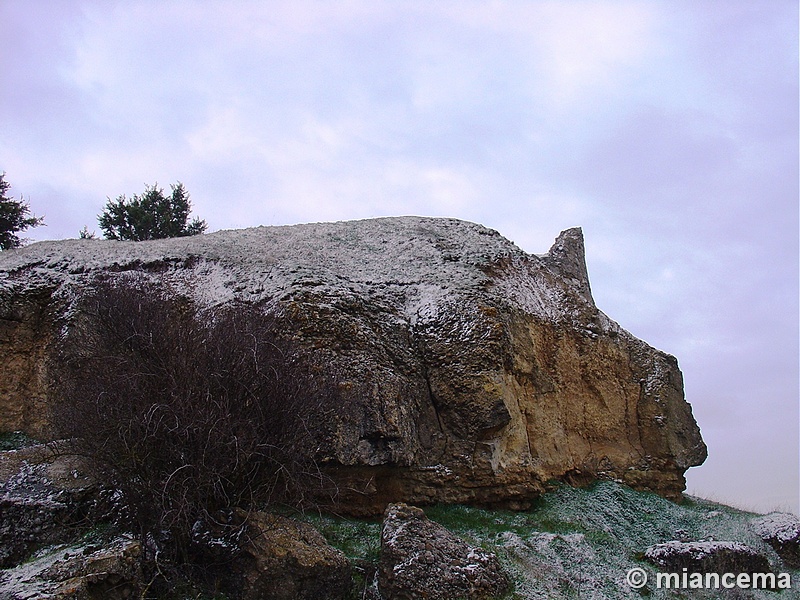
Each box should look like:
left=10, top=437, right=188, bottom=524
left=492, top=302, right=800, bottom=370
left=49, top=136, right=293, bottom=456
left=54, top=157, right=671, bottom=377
left=379, top=503, right=509, bottom=600
left=751, top=513, right=800, bottom=569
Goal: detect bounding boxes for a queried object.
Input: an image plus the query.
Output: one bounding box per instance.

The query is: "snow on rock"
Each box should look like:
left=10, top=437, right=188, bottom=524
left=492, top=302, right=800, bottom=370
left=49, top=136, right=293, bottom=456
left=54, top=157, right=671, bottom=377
left=645, top=540, right=772, bottom=574
left=0, top=444, right=107, bottom=569
left=0, top=217, right=707, bottom=513
left=752, top=513, right=800, bottom=544
left=0, top=535, right=141, bottom=600
left=0, top=217, right=618, bottom=328
left=752, top=513, right=800, bottom=568
left=379, top=503, right=508, bottom=600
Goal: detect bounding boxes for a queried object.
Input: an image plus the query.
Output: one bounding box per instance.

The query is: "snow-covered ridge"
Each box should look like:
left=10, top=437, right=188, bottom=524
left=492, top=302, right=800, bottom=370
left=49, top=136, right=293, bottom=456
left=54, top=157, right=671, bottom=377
left=0, top=217, right=515, bottom=281
left=0, top=217, right=586, bottom=325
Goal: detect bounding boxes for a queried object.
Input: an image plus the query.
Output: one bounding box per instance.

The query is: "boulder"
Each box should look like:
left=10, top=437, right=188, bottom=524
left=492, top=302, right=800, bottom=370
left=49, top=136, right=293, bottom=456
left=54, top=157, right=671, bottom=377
left=751, top=513, right=800, bottom=568
left=644, top=540, right=772, bottom=575
left=0, top=217, right=707, bottom=513
left=0, top=444, right=108, bottom=568
left=0, top=536, right=142, bottom=600
left=233, top=511, right=351, bottom=600
left=378, top=503, right=508, bottom=600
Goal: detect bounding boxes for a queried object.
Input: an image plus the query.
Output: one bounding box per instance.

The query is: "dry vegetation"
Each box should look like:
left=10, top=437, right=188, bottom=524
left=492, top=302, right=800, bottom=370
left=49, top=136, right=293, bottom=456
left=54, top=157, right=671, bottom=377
left=49, top=276, right=339, bottom=587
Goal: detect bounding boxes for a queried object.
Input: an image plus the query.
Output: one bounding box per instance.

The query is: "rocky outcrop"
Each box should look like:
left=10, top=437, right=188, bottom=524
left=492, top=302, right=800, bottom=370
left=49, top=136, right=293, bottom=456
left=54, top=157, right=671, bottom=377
left=0, top=443, right=350, bottom=600
left=0, top=217, right=706, bottom=513
left=379, top=503, right=508, bottom=599
left=0, top=291, right=53, bottom=440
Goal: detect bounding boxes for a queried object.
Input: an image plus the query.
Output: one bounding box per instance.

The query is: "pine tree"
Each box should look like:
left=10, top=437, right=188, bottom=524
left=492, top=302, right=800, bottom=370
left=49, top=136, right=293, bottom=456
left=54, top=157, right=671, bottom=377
left=0, top=172, right=44, bottom=250
left=98, top=182, right=207, bottom=241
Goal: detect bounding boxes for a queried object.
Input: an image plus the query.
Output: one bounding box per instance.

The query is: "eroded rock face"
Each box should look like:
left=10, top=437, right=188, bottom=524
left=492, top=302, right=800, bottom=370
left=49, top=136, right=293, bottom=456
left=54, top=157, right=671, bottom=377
left=379, top=503, right=508, bottom=600
left=0, top=292, right=52, bottom=440
left=0, top=217, right=706, bottom=513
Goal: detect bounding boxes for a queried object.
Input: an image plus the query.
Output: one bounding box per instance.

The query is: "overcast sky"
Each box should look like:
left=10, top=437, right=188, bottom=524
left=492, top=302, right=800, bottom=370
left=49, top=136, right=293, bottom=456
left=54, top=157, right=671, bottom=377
left=1, top=1, right=797, bottom=514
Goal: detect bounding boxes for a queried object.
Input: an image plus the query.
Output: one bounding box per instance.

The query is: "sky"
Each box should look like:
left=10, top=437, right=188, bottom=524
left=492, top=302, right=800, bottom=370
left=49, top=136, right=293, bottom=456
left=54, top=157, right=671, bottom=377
left=1, top=1, right=797, bottom=514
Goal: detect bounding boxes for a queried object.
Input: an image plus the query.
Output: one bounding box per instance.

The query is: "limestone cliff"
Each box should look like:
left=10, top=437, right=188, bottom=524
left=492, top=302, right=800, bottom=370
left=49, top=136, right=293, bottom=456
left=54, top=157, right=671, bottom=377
left=0, top=217, right=706, bottom=513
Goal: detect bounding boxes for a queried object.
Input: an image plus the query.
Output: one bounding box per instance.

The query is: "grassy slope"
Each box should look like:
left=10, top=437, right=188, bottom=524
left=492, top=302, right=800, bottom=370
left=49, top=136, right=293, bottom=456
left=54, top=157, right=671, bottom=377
left=302, top=481, right=800, bottom=599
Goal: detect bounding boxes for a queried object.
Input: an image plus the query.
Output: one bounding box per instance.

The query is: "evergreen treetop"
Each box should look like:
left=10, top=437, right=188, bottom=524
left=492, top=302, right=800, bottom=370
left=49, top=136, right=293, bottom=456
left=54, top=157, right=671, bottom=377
left=98, top=182, right=207, bottom=241
left=0, top=172, right=44, bottom=250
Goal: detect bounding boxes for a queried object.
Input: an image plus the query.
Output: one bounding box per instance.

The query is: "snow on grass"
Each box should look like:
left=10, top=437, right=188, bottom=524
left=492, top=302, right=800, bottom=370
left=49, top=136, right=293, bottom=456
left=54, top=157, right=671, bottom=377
left=297, top=481, right=800, bottom=599
left=299, top=512, right=382, bottom=563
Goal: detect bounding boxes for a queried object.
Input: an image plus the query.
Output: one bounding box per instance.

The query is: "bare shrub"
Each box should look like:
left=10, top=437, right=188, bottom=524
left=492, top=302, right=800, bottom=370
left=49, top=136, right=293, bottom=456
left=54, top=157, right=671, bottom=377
left=49, top=276, right=338, bottom=576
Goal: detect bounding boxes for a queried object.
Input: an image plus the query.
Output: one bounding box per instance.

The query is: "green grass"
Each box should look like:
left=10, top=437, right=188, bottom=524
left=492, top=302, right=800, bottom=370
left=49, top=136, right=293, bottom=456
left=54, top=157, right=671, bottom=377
left=0, top=431, right=37, bottom=451
left=299, top=512, right=382, bottom=564
left=296, top=481, right=800, bottom=599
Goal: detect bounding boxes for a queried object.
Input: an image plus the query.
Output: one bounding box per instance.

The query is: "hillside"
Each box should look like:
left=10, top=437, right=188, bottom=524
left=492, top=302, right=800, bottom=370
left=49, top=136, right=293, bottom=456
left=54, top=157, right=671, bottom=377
left=305, top=481, right=799, bottom=599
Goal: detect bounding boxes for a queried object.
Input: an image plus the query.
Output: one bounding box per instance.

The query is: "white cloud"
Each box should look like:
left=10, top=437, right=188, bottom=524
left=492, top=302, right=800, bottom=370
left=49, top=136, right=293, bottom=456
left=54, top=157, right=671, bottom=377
left=423, top=1, right=660, bottom=107
left=186, top=105, right=267, bottom=163
left=530, top=2, right=659, bottom=104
